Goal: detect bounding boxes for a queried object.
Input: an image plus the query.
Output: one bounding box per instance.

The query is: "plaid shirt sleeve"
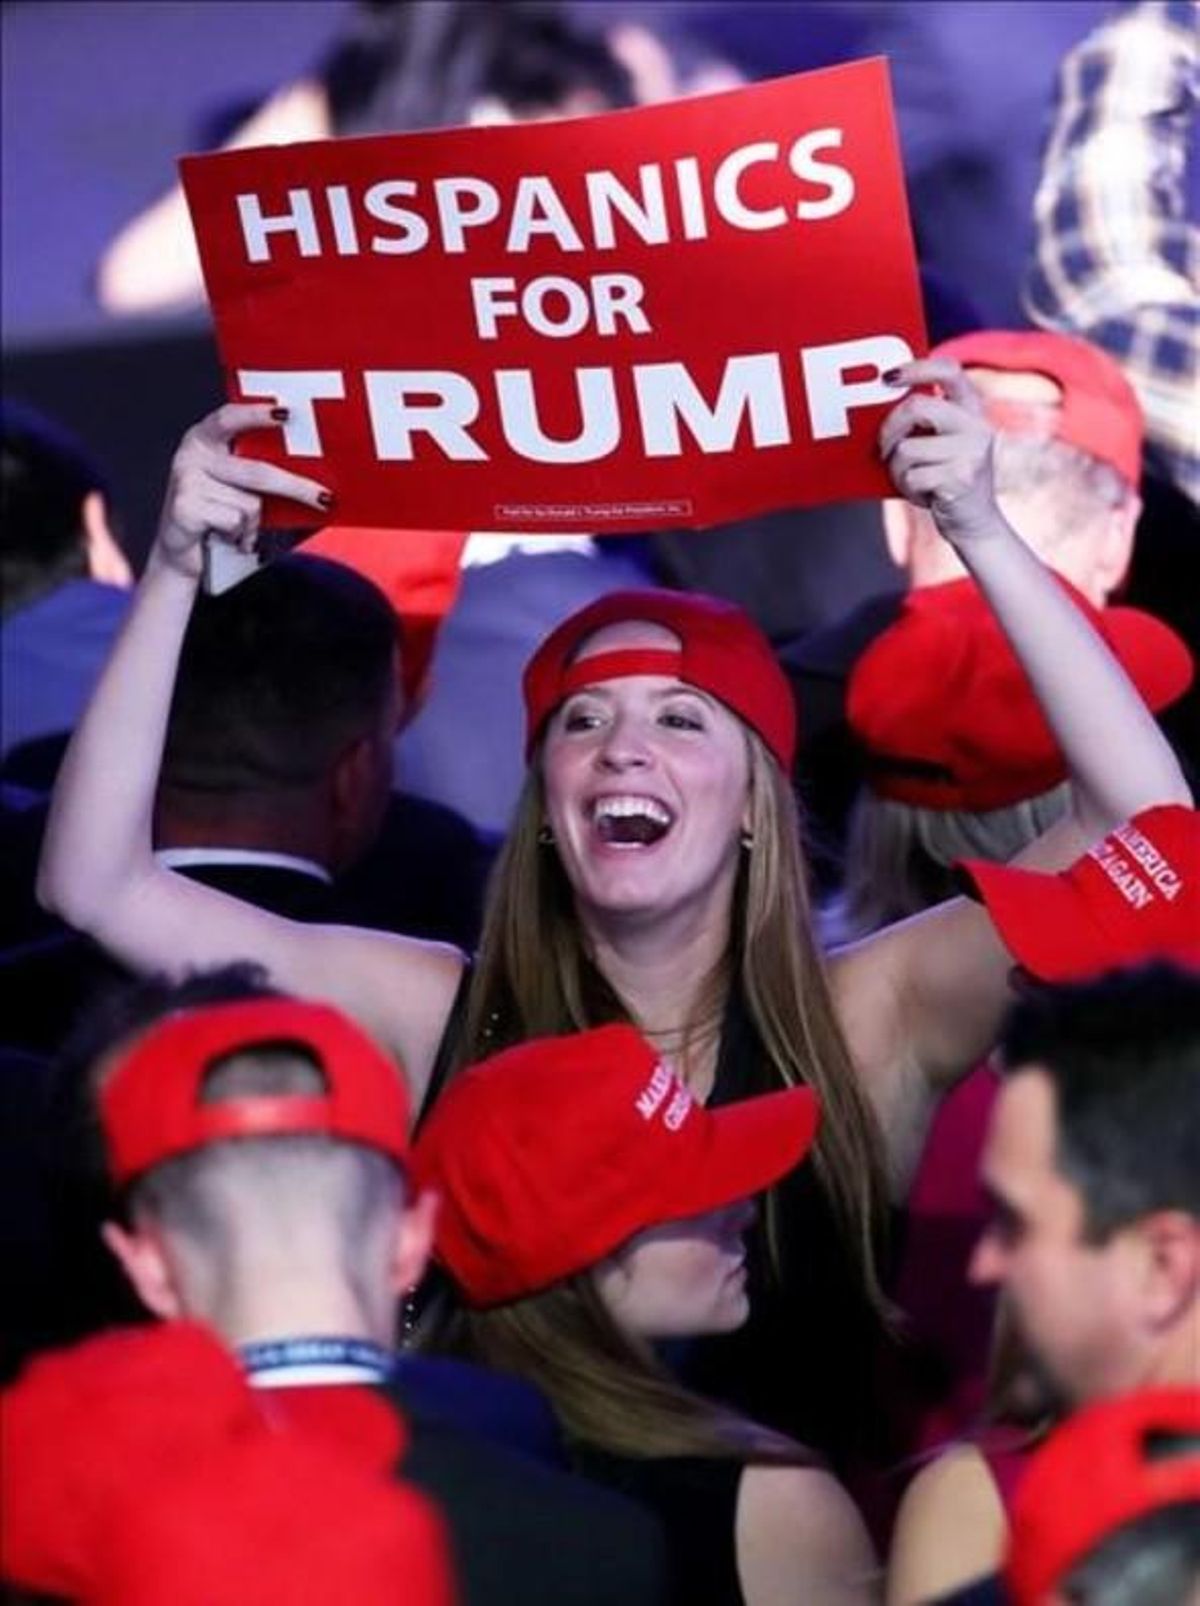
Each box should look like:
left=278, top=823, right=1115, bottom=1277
left=1024, top=0, right=1199, bottom=505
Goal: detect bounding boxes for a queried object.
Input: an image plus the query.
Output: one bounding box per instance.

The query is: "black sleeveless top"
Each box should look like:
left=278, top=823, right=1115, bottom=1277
left=678, top=991, right=896, bottom=1481
left=571, top=1447, right=745, bottom=1606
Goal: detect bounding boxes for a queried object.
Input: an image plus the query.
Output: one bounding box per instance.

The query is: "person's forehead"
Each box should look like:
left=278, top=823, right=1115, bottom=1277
left=990, top=1068, right=1060, bottom=1174
left=570, top=619, right=684, bottom=659
left=560, top=675, right=719, bottom=711
left=964, top=365, right=1064, bottom=409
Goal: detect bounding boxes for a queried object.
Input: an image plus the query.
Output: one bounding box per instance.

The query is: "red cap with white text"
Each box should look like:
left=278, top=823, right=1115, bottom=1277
left=958, top=805, right=1200, bottom=980
left=412, top=1023, right=820, bottom=1306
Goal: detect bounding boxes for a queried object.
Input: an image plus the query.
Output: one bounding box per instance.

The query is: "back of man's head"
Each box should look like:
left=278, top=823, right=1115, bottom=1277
left=158, top=555, right=402, bottom=867
left=125, top=1040, right=404, bottom=1313
left=1000, top=963, right=1200, bottom=1242
left=885, top=331, right=1143, bottom=602
left=162, top=554, right=400, bottom=794
left=77, top=966, right=414, bottom=1341
left=1, top=401, right=117, bottom=615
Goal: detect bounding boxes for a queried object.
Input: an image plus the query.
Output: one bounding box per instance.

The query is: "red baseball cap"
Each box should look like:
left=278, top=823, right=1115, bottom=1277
left=99, top=999, right=411, bottom=1189
left=1006, top=1388, right=1200, bottom=1606
left=849, top=578, right=1192, bottom=811
left=411, top=1023, right=820, bottom=1307
left=931, top=329, right=1143, bottom=487
left=958, top=805, right=1200, bottom=980
left=522, top=589, right=797, bottom=772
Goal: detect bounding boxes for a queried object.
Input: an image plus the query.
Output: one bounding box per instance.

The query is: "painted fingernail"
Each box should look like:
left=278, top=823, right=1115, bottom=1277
left=317, top=490, right=334, bottom=510
left=270, top=406, right=290, bottom=422
left=882, top=368, right=904, bottom=384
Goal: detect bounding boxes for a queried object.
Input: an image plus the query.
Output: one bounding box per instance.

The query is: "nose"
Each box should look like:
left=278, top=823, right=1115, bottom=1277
left=595, top=711, right=652, bottom=771
left=718, top=1197, right=756, bottom=1243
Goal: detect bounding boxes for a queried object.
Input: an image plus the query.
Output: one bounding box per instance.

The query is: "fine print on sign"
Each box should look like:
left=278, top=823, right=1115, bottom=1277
left=181, top=57, right=927, bottom=532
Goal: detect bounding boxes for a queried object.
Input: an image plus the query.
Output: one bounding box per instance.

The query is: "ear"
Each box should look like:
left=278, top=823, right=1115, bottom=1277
left=101, top=1218, right=185, bottom=1320
left=1089, top=496, right=1140, bottom=600
left=331, top=734, right=372, bottom=823
left=82, top=490, right=133, bottom=588
left=1137, top=1211, right=1200, bottom=1330
left=882, top=497, right=919, bottom=573
left=388, top=1188, right=439, bottom=1297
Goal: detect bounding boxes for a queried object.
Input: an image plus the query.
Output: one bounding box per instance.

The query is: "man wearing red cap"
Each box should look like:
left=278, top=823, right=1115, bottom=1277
left=882, top=329, right=1144, bottom=608
left=75, top=966, right=668, bottom=1606
left=778, top=325, right=1172, bottom=901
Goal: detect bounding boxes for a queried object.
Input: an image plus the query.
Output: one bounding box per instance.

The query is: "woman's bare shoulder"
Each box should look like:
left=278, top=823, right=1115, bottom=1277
left=275, top=921, right=467, bottom=1106
left=736, top=1463, right=878, bottom=1606
left=887, top=1444, right=1006, bottom=1606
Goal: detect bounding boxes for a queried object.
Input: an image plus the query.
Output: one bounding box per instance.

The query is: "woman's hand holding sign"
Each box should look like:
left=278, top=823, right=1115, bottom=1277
left=878, top=358, right=1001, bottom=549
left=151, top=403, right=332, bottom=582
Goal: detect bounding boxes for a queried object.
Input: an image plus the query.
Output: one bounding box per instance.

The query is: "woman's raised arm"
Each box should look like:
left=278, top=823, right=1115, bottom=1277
left=831, top=359, right=1192, bottom=1165
left=37, top=405, right=464, bottom=1097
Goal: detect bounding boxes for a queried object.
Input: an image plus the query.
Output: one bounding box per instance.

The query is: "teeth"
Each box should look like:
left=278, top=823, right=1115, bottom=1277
left=593, top=796, right=673, bottom=825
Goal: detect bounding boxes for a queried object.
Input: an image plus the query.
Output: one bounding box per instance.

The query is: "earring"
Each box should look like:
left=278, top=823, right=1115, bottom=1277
left=538, top=824, right=555, bottom=846
left=739, top=830, right=754, bottom=851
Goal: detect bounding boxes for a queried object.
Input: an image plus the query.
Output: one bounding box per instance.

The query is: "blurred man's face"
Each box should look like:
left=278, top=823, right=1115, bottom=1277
left=970, top=1070, right=1149, bottom=1405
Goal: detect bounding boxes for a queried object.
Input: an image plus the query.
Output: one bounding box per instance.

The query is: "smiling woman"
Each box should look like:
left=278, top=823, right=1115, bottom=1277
left=454, top=584, right=892, bottom=1468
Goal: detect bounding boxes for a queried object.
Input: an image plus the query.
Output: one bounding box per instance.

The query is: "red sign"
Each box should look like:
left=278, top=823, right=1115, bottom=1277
left=181, top=59, right=926, bottom=532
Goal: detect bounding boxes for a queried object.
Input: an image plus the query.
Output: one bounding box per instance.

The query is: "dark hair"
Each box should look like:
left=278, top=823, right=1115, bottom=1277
left=30, top=965, right=283, bottom=1351
left=1, top=399, right=112, bottom=613
left=1062, top=1500, right=1200, bottom=1606
left=323, top=1, right=632, bottom=137
left=52, top=962, right=283, bottom=1200
left=999, top=963, right=1200, bottom=1241
left=160, top=554, right=398, bottom=795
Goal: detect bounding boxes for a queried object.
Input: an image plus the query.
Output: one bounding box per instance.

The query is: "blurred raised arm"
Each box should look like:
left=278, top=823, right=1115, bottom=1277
left=831, top=359, right=1191, bottom=1181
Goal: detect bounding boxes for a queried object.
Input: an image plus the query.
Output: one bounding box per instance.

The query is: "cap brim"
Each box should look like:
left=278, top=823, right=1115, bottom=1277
left=1102, top=607, right=1194, bottom=714
left=658, top=1085, right=821, bottom=1224
left=958, top=858, right=1126, bottom=982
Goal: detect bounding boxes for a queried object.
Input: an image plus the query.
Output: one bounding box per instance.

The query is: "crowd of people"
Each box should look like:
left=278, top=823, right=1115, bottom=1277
left=2, top=3, right=1198, bottom=1604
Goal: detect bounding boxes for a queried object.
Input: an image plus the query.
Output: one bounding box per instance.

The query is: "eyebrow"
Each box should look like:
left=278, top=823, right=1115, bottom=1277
left=563, top=682, right=716, bottom=707
left=980, top=1178, right=1024, bottom=1223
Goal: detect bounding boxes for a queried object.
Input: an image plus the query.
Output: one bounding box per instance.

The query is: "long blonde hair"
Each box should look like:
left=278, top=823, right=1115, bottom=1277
left=424, top=1272, right=813, bottom=1465
left=462, top=732, right=892, bottom=1313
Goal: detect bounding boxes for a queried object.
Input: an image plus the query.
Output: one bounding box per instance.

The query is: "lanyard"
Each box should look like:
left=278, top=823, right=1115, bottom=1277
left=240, top=1336, right=396, bottom=1388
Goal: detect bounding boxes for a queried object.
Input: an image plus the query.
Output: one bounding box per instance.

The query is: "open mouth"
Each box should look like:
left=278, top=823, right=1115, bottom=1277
left=590, top=795, right=675, bottom=848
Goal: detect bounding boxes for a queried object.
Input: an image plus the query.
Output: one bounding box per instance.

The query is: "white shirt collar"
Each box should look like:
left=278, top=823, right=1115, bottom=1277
left=155, top=847, right=333, bottom=885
